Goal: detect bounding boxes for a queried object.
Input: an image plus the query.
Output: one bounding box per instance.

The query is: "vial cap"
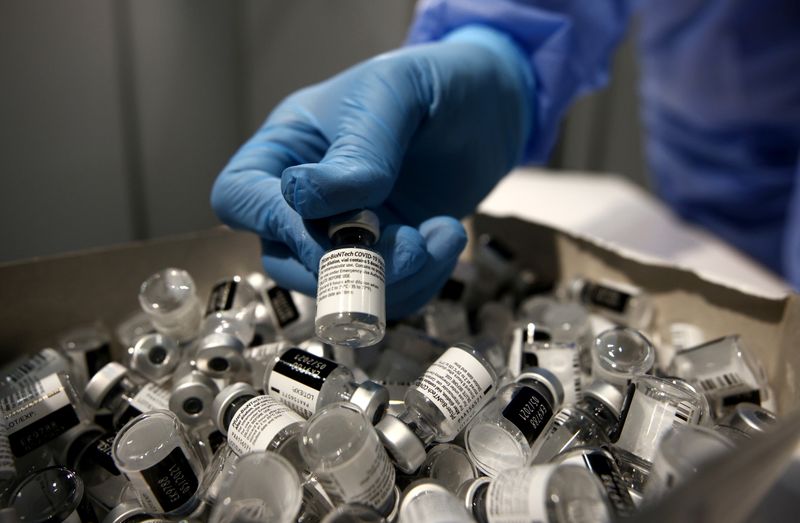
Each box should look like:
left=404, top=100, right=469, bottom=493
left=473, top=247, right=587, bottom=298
left=84, top=362, right=128, bottom=410
left=375, top=414, right=427, bottom=474
left=718, top=403, right=777, bottom=436
left=458, top=477, right=491, bottom=512
left=212, top=382, right=258, bottom=436
left=584, top=380, right=624, bottom=416
left=129, top=333, right=180, bottom=383
left=102, top=503, right=148, bottom=523
left=169, top=371, right=220, bottom=426
left=328, top=210, right=380, bottom=241
left=195, top=333, right=247, bottom=378
left=349, top=380, right=390, bottom=424
left=516, top=367, right=565, bottom=409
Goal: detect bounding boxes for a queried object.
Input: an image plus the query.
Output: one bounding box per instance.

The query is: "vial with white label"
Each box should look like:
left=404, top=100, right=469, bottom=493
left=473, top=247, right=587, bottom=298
left=168, top=369, right=220, bottom=427
left=592, top=328, right=655, bottom=388
left=138, top=268, right=203, bottom=343
left=264, top=346, right=388, bottom=422
left=127, top=333, right=181, bottom=385
left=300, top=402, right=398, bottom=516
left=568, top=276, right=654, bottom=330
left=517, top=322, right=583, bottom=405
left=376, top=344, right=497, bottom=474
left=112, top=410, right=203, bottom=516
left=201, top=275, right=260, bottom=346
left=84, top=362, right=171, bottom=431
left=0, top=347, right=73, bottom=394
left=2, top=372, right=88, bottom=458
left=418, top=443, right=479, bottom=494
left=530, top=380, right=623, bottom=464
left=461, top=465, right=611, bottom=523
left=247, top=272, right=316, bottom=344
left=208, top=452, right=303, bottom=523
left=58, top=322, right=113, bottom=384
left=613, top=376, right=706, bottom=496
left=399, top=480, right=472, bottom=523
left=465, top=368, right=564, bottom=477
left=668, top=335, right=768, bottom=416
left=9, top=466, right=94, bottom=523
left=211, top=383, right=305, bottom=465
left=315, top=210, right=386, bottom=348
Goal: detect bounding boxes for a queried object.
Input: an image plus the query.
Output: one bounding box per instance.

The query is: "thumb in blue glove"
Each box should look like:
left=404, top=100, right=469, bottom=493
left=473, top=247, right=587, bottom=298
left=211, top=25, right=533, bottom=318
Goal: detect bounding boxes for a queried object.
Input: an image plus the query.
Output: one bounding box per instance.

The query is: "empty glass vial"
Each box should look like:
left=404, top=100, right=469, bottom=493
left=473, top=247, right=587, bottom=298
left=376, top=344, right=498, bottom=473
left=2, top=372, right=88, bottom=458
left=211, top=383, right=305, bottom=462
left=568, top=276, right=654, bottom=329
left=553, top=446, right=636, bottom=519
left=418, top=443, right=479, bottom=494
left=398, top=480, right=472, bottom=523
left=208, top=452, right=303, bottom=523
left=138, top=268, right=203, bottom=343
left=315, top=210, right=386, bottom=348
left=518, top=322, right=583, bottom=405
left=9, top=466, right=93, bottom=523
left=714, top=402, right=777, bottom=441
left=300, top=402, right=398, bottom=516
left=592, top=328, right=655, bottom=388
left=58, top=322, right=113, bottom=384
left=643, top=424, right=734, bottom=504
left=168, top=369, right=220, bottom=427
left=465, top=368, right=564, bottom=477
left=0, top=347, right=73, bottom=394
left=517, top=296, right=592, bottom=346
left=613, top=376, right=706, bottom=496
left=264, top=346, right=388, bottom=422
left=462, top=465, right=611, bottom=523
left=200, top=275, right=260, bottom=346
left=668, top=335, right=768, bottom=415
left=423, top=279, right=470, bottom=345
left=112, top=410, right=203, bottom=516
left=84, top=362, right=170, bottom=431
left=127, top=333, right=181, bottom=385
left=247, top=272, right=316, bottom=344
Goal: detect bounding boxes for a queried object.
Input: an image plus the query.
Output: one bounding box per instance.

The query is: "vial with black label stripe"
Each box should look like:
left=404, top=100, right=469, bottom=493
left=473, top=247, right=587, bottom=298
left=112, top=410, right=203, bottom=516
left=668, top=335, right=768, bottom=417
left=464, top=368, right=564, bottom=477
left=263, top=346, right=388, bottom=423
left=138, top=268, right=203, bottom=343
left=516, top=323, right=584, bottom=405
left=460, top=464, right=611, bottom=523
left=529, top=380, right=623, bottom=464
left=247, top=272, right=316, bottom=344
left=592, top=328, right=656, bottom=389
left=300, top=402, right=399, bottom=517
left=211, top=383, right=306, bottom=468
left=613, top=375, right=707, bottom=498
left=201, top=275, right=260, bottom=346
left=375, top=344, right=498, bottom=474
left=567, top=276, right=654, bottom=330
left=9, top=466, right=96, bottom=523
left=315, top=210, right=386, bottom=348
left=399, top=479, right=473, bottom=523
left=58, top=322, right=114, bottom=387
left=84, top=362, right=171, bottom=431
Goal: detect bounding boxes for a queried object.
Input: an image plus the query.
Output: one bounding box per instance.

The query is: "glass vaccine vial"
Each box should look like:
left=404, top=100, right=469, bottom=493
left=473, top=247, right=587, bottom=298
left=264, top=346, right=389, bottom=422
left=517, top=296, right=592, bottom=346
left=518, top=322, right=583, bottom=405
left=530, top=380, right=623, bottom=464
left=0, top=348, right=73, bottom=394
left=461, top=465, right=611, bottom=523
left=592, top=328, right=655, bottom=388
left=58, top=322, right=113, bottom=384
left=376, top=344, right=497, bottom=474
left=464, top=368, right=564, bottom=477
left=84, top=362, right=171, bottom=430
left=127, top=332, right=181, bottom=385
left=399, top=480, right=473, bottom=523
left=418, top=443, right=479, bottom=494
left=568, top=276, right=654, bottom=330
left=300, top=402, right=398, bottom=516
left=315, top=210, right=386, bottom=348
left=112, top=410, right=203, bottom=516
left=168, top=369, right=220, bottom=427
left=211, top=383, right=305, bottom=462
left=247, top=272, right=317, bottom=344
left=201, top=275, right=260, bottom=346
left=138, top=268, right=203, bottom=343
left=8, top=467, right=91, bottom=523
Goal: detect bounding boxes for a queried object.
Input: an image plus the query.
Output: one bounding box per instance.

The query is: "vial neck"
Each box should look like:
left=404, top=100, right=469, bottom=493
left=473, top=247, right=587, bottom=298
left=222, top=394, right=255, bottom=432
left=472, top=482, right=490, bottom=523
left=580, top=396, right=619, bottom=432
left=330, top=227, right=376, bottom=248
left=336, top=380, right=358, bottom=403
left=399, top=408, right=436, bottom=447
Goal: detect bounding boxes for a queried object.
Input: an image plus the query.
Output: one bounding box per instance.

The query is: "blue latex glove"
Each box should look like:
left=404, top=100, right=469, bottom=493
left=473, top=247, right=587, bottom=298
left=212, top=26, right=533, bottom=318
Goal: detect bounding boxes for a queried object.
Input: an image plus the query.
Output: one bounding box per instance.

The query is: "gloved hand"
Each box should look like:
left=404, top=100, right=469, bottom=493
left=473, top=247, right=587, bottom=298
left=211, top=26, right=533, bottom=318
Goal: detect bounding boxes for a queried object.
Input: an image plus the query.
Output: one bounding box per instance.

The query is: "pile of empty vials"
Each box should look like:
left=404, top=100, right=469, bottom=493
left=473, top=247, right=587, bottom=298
left=0, top=211, right=780, bottom=522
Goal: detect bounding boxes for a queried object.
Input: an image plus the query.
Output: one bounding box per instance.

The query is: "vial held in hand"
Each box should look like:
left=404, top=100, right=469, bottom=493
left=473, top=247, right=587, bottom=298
left=315, top=210, right=386, bottom=348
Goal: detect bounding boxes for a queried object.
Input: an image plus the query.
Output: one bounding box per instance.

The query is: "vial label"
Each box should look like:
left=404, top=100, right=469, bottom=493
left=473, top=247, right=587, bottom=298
left=560, top=450, right=635, bottom=518
left=267, top=286, right=300, bottom=328
left=486, top=466, right=553, bottom=523
left=615, top=392, right=698, bottom=463
left=501, top=386, right=553, bottom=444
left=530, top=348, right=582, bottom=404
left=227, top=395, right=304, bottom=456
left=315, top=433, right=395, bottom=510
left=0, top=420, right=15, bottom=479
left=206, top=279, right=238, bottom=316
left=83, top=342, right=113, bottom=378
left=131, top=446, right=200, bottom=513
left=0, top=348, right=68, bottom=392
left=315, top=248, right=385, bottom=319
left=130, top=382, right=171, bottom=413
left=414, top=347, right=494, bottom=433
left=91, top=433, right=122, bottom=475
left=581, top=283, right=631, bottom=313
left=268, top=349, right=339, bottom=418
left=2, top=374, right=81, bottom=457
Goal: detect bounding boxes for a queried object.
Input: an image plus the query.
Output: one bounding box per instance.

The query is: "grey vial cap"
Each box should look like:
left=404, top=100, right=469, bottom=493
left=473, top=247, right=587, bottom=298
left=84, top=362, right=128, bottom=410
left=195, top=333, right=247, bottom=378
left=458, top=477, right=491, bottom=512
left=129, top=333, right=180, bottom=384
left=375, top=414, right=427, bottom=474
left=516, top=367, right=565, bottom=409
left=348, top=380, right=389, bottom=424
left=584, top=380, right=624, bottom=416
left=212, top=382, right=258, bottom=436
left=169, top=371, right=220, bottom=426
left=718, top=403, right=777, bottom=436
left=328, top=210, right=381, bottom=241
left=101, top=503, right=147, bottom=523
